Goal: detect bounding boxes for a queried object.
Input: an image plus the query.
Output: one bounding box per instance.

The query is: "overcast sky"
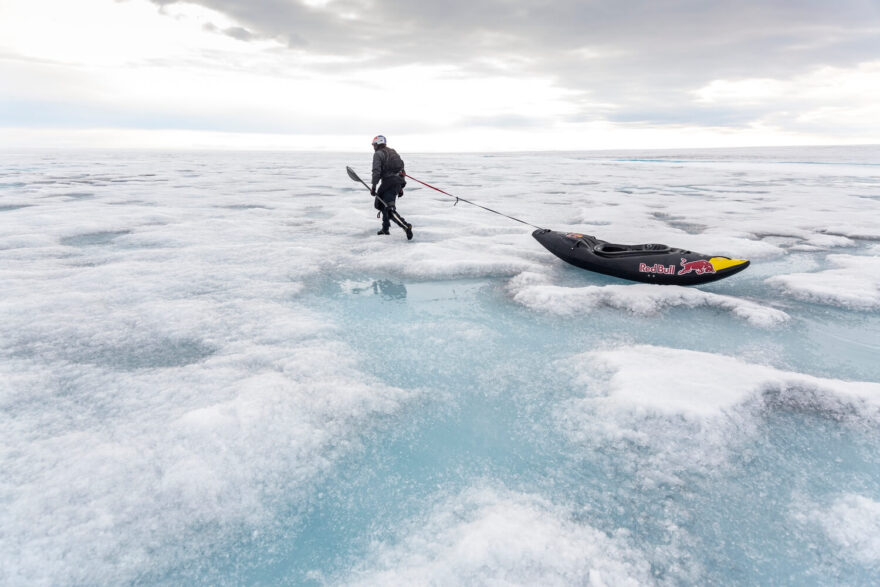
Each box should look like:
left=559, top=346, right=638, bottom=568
left=1, top=0, right=879, bottom=151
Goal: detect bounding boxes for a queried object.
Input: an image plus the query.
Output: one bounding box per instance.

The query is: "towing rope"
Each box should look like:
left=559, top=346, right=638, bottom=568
left=403, top=173, right=546, bottom=231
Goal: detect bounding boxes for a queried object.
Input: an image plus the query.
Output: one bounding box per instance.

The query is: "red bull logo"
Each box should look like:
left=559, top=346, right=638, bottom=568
left=677, top=258, right=716, bottom=275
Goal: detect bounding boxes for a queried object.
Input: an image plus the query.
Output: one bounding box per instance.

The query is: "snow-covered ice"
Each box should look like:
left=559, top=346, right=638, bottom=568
left=343, top=486, right=653, bottom=586
left=794, top=493, right=880, bottom=569
left=767, top=254, right=880, bottom=309
left=508, top=273, right=790, bottom=327
left=1, top=146, right=879, bottom=584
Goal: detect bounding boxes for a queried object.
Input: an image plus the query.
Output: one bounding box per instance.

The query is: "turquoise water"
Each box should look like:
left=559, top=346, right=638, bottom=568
left=154, top=269, right=880, bottom=585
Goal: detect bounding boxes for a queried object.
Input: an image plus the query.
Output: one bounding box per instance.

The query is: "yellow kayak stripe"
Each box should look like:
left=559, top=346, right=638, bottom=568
left=709, top=257, right=749, bottom=271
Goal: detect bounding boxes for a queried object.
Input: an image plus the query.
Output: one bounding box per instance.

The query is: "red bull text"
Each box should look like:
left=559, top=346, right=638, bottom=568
left=639, top=263, right=676, bottom=274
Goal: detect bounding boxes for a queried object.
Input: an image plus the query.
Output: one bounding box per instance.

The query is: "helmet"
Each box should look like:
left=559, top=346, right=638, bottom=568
left=371, top=135, right=386, bottom=147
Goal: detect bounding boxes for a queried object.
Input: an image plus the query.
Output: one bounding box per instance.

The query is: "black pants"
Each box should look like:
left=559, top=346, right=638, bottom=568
left=378, top=176, right=408, bottom=231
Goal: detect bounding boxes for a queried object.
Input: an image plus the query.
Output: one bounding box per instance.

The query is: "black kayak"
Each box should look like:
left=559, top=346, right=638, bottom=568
left=532, top=229, right=749, bottom=285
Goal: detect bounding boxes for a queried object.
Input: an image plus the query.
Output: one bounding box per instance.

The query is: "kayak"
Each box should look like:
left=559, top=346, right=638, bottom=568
left=532, top=229, right=749, bottom=285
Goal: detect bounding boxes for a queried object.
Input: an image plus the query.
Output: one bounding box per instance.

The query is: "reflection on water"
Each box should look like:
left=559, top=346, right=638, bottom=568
left=371, top=280, right=407, bottom=300
left=342, top=279, right=408, bottom=300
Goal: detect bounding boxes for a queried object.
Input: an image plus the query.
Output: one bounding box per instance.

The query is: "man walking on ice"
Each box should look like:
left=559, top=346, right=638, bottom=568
left=370, top=135, right=413, bottom=240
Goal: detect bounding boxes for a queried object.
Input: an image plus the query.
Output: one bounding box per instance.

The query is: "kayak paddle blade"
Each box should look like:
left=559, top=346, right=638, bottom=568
left=346, top=166, right=362, bottom=183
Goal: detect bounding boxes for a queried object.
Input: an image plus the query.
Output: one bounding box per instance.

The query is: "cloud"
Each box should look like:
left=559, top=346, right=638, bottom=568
left=3, top=0, right=879, bottom=146
left=144, top=0, right=880, bottom=132
left=146, top=1, right=880, bottom=80
left=461, top=114, right=548, bottom=129
left=203, top=22, right=258, bottom=42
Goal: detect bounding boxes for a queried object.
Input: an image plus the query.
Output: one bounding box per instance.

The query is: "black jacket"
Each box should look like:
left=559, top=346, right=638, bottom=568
left=371, top=146, right=405, bottom=187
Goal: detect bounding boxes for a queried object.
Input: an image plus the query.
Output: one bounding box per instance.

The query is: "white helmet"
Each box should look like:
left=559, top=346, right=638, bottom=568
left=371, top=135, right=386, bottom=147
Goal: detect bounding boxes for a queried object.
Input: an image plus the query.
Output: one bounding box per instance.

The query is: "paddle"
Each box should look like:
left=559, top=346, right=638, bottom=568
left=346, top=166, right=389, bottom=210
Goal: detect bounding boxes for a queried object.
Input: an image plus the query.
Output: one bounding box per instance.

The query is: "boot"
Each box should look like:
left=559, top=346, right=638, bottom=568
left=404, top=223, right=413, bottom=240
left=377, top=228, right=390, bottom=235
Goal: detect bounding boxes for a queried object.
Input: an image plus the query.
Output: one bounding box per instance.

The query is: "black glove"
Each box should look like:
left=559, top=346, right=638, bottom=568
left=398, top=189, right=404, bottom=198
left=371, top=185, right=376, bottom=196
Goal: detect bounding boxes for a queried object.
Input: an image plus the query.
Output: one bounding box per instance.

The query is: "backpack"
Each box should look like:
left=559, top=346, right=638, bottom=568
left=383, top=148, right=405, bottom=177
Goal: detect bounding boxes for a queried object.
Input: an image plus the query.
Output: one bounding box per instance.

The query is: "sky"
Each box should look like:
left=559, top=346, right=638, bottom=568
left=1, top=0, right=879, bottom=151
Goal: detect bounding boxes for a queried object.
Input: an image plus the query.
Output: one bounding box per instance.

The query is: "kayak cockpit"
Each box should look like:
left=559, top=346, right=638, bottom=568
left=593, top=242, right=674, bottom=257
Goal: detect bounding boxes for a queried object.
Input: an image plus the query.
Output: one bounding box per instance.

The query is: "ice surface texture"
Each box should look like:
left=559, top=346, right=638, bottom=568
left=1, top=147, right=879, bottom=585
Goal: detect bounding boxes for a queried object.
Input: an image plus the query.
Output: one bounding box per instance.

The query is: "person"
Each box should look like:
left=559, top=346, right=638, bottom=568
left=370, top=135, right=413, bottom=240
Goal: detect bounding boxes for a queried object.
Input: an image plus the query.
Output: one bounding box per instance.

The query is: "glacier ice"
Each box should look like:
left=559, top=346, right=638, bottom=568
left=1, top=146, right=879, bottom=584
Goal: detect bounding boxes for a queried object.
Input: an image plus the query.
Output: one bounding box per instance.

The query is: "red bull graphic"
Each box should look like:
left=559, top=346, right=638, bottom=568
left=639, top=263, right=676, bottom=274
left=565, top=233, right=585, bottom=239
left=677, top=258, right=716, bottom=275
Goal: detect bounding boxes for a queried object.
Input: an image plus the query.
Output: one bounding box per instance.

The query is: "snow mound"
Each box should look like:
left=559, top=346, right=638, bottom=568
left=559, top=345, right=880, bottom=477
left=796, top=494, right=880, bottom=567
left=351, top=235, right=541, bottom=280
left=341, top=486, right=653, bottom=587
left=767, top=255, right=880, bottom=309
left=570, top=345, right=880, bottom=421
left=509, top=272, right=789, bottom=327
